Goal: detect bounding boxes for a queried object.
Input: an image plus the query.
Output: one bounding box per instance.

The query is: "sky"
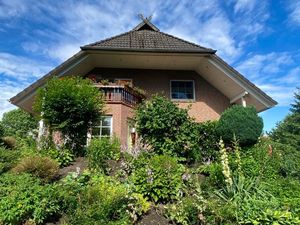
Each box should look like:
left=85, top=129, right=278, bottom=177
left=0, top=0, right=299, bottom=132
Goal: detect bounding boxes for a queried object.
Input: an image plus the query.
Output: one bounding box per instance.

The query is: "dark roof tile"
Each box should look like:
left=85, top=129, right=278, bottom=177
left=81, top=20, right=215, bottom=53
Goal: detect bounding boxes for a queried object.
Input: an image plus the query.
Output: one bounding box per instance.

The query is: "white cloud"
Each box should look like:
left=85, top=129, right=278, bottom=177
left=8, top=0, right=269, bottom=63
left=236, top=52, right=299, bottom=106
left=0, top=0, right=27, bottom=19
left=47, top=44, right=80, bottom=62
left=0, top=0, right=284, bottom=117
left=236, top=52, right=293, bottom=80
left=0, top=52, right=53, bottom=81
left=258, top=84, right=296, bottom=106
left=288, top=1, right=300, bottom=26
left=280, top=67, right=300, bottom=85
left=0, top=81, right=22, bottom=119
left=234, top=0, right=257, bottom=13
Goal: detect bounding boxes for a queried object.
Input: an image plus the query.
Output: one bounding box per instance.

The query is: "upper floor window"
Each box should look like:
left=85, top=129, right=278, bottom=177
left=170, top=80, right=195, bottom=100
left=92, top=116, right=112, bottom=138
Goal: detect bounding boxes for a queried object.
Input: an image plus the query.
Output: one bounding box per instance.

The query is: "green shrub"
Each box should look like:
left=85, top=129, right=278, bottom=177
left=135, top=95, right=199, bottom=158
left=131, top=154, right=185, bottom=203
left=270, top=88, right=300, bottom=150
left=34, top=76, right=105, bottom=154
left=165, top=188, right=206, bottom=225
left=87, top=137, right=120, bottom=172
left=217, top=105, right=263, bottom=146
left=0, top=173, right=62, bottom=224
left=196, top=121, right=219, bottom=162
left=0, top=122, right=4, bottom=137
left=0, top=108, right=38, bottom=138
left=200, top=163, right=224, bottom=189
left=69, top=175, right=132, bottom=225
left=0, top=147, right=20, bottom=174
left=45, top=148, right=74, bottom=167
left=12, top=156, right=59, bottom=182
left=127, top=193, right=151, bottom=222
left=263, top=177, right=300, bottom=214
left=230, top=139, right=300, bottom=179
left=244, top=209, right=300, bottom=225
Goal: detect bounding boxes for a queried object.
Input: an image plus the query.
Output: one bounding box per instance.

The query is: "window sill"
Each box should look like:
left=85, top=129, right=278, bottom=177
left=171, top=99, right=196, bottom=103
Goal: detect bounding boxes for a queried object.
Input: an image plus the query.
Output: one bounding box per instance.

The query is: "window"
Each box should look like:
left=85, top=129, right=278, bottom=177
left=92, top=116, right=112, bottom=138
left=170, top=80, right=195, bottom=100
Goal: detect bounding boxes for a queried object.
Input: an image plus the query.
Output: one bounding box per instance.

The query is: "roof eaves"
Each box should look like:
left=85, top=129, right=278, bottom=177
left=80, top=46, right=217, bottom=54
left=212, top=54, right=278, bottom=106
left=10, top=50, right=86, bottom=105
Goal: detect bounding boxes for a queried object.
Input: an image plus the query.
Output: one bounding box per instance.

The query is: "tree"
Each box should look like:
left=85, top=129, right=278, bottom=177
left=34, top=76, right=104, bottom=154
left=135, top=95, right=199, bottom=159
left=216, top=105, right=263, bottom=146
left=0, top=123, right=4, bottom=138
left=0, top=109, right=38, bottom=138
left=271, top=88, right=300, bottom=150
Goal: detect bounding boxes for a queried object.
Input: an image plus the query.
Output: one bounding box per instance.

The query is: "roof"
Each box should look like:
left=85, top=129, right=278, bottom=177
left=81, top=19, right=216, bottom=53
left=9, top=19, right=277, bottom=112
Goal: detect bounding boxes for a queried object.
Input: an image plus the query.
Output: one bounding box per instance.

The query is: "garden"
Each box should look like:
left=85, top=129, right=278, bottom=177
left=0, top=77, right=299, bottom=225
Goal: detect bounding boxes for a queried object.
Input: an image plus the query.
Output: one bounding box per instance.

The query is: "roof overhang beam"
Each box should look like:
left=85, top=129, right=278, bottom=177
left=230, top=91, right=249, bottom=104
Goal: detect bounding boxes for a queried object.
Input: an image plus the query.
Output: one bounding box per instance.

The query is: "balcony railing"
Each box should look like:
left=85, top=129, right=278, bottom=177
left=94, top=84, right=145, bottom=107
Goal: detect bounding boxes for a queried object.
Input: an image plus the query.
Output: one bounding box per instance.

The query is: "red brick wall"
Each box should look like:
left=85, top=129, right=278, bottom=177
left=89, top=68, right=230, bottom=145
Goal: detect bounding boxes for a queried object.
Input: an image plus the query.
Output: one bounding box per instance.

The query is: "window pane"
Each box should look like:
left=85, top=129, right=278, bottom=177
left=102, top=117, right=111, bottom=126
left=101, top=127, right=111, bottom=136
left=91, top=116, right=112, bottom=138
left=92, top=127, right=100, bottom=136
left=171, top=81, right=194, bottom=99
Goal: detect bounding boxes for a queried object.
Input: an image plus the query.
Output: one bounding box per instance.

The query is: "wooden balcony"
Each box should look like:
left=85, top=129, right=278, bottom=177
left=94, top=84, right=145, bottom=107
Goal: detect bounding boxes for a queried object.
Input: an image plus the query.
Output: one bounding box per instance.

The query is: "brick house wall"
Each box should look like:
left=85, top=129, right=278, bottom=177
left=87, top=68, right=230, bottom=146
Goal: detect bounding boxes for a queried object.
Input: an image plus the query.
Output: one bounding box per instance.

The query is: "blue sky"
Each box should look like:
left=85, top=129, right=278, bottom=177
left=0, top=0, right=299, bottom=132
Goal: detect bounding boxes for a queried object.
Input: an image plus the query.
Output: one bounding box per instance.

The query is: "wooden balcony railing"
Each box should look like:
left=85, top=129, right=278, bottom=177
left=94, top=84, right=145, bottom=107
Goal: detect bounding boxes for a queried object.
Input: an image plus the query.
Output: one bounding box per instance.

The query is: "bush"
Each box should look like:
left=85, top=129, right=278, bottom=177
left=69, top=175, right=131, bottom=224
left=135, top=95, right=199, bottom=158
left=45, top=148, right=74, bottom=167
left=217, top=105, right=263, bottom=146
left=12, top=156, right=59, bottom=182
left=165, top=189, right=206, bottom=225
left=1, top=108, right=38, bottom=138
left=0, top=173, right=63, bottom=224
left=87, top=137, right=120, bottom=172
left=229, top=139, right=300, bottom=179
left=196, top=121, right=219, bottom=162
left=1, top=136, right=17, bottom=149
left=270, top=88, right=300, bottom=150
left=0, top=123, right=4, bottom=137
left=131, top=154, right=185, bottom=203
left=0, top=147, right=20, bottom=174
left=34, top=76, right=105, bottom=154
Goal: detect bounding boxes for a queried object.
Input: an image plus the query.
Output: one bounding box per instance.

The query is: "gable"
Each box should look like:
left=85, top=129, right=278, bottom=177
left=9, top=20, right=277, bottom=114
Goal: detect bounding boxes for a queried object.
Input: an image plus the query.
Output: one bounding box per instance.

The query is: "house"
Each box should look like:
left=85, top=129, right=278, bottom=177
left=10, top=19, right=277, bottom=146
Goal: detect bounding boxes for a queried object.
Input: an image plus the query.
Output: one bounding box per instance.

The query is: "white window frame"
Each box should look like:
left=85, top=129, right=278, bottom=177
left=170, top=80, right=195, bottom=101
left=92, top=115, right=113, bottom=138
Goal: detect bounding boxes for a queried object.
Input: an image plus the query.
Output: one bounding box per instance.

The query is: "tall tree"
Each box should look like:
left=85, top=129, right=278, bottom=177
left=0, top=109, right=38, bottom=138
left=34, top=76, right=104, bottom=154
left=271, top=88, right=300, bottom=150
